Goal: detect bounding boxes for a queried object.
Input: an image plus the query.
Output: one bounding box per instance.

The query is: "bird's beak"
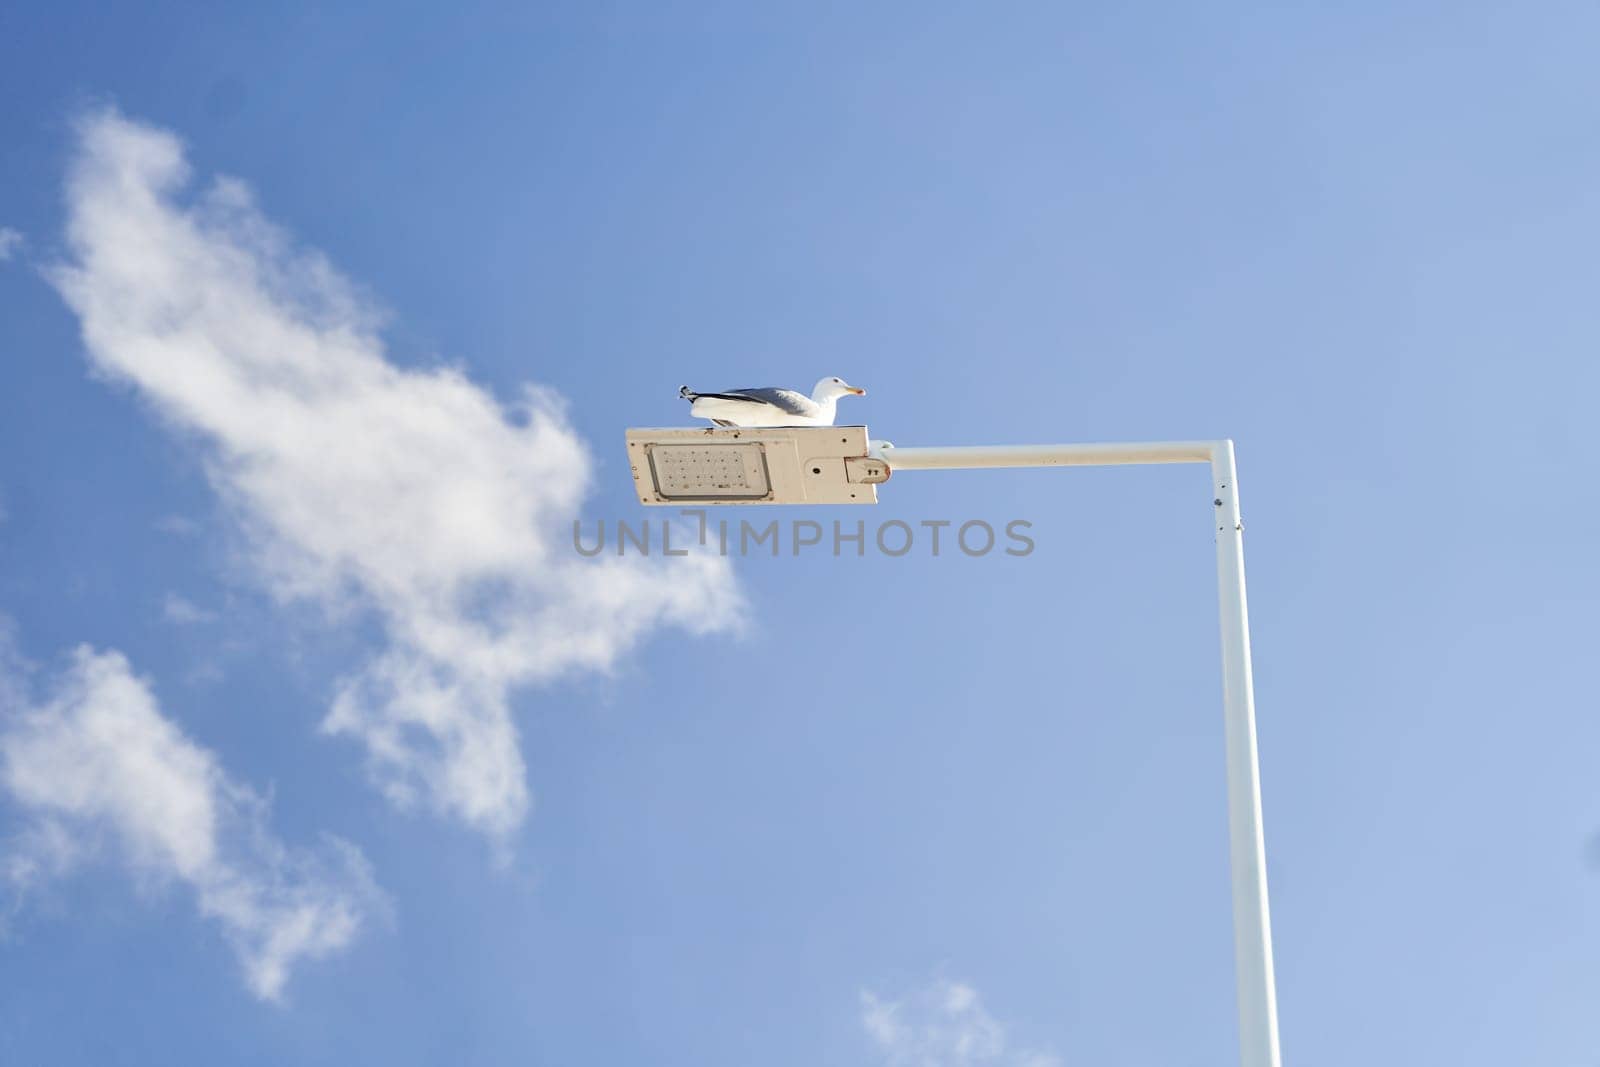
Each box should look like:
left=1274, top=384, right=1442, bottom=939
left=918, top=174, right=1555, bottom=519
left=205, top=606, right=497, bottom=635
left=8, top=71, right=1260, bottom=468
left=850, top=386, right=866, bottom=396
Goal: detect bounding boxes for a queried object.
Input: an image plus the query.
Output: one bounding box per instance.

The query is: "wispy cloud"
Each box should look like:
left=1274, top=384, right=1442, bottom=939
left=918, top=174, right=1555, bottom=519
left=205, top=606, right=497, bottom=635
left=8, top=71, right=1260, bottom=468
left=1, top=645, right=381, bottom=1000
left=163, top=593, right=219, bottom=625
left=0, top=227, right=22, bottom=261
left=51, top=110, right=742, bottom=837
left=861, top=978, right=1060, bottom=1067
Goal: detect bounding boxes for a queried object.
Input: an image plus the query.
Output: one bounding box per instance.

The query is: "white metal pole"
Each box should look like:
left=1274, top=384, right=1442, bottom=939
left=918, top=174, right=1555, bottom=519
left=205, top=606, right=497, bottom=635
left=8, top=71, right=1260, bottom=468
left=1209, top=440, right=1282, bottom=1067
left=873, top=438, right=1282, bottom=1067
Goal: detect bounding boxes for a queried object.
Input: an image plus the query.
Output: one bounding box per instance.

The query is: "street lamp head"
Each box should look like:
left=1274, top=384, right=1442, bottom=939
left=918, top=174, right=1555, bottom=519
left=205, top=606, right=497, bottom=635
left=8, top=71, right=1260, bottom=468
left=624, top=425, right=888, bottom=506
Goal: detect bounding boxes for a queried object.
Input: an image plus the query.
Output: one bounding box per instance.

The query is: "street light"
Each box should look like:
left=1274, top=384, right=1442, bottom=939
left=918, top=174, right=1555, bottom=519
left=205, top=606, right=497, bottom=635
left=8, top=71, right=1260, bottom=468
left=625, top=425, right=889, bottom=505
left=623, top=425, right=1283, bottom=1067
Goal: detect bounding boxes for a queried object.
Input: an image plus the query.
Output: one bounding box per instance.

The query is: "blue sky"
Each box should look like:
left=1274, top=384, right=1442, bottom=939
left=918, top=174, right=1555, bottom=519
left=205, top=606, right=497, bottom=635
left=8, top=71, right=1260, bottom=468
left=2, top=3, right=1598, bottom=1064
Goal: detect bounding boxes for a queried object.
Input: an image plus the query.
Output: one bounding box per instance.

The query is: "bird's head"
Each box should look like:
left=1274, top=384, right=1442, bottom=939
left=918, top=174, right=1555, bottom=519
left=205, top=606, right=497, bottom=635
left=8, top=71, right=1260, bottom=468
left=813, top=376, right=866, bottom=401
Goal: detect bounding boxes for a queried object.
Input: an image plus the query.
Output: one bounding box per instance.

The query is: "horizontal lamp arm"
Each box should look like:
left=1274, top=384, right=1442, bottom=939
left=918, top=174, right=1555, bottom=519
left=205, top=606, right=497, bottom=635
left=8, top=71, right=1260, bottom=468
left=869, top=440, right=1220, bottom=470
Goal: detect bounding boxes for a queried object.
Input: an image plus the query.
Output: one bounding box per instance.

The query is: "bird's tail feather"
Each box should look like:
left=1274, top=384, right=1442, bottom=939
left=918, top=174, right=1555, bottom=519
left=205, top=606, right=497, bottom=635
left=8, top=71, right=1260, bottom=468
left=679, top=386, right=699, bottom=401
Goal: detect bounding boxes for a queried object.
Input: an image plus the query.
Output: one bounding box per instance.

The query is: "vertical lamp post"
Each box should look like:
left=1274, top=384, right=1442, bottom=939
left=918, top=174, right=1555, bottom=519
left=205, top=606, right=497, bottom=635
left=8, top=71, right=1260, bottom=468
left=625, top=428, right=1282, bottom=1067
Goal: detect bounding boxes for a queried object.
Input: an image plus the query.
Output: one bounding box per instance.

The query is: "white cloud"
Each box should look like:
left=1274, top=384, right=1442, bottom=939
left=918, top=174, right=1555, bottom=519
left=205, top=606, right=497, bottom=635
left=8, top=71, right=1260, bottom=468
left=0, top=645, right=380, bottom=1000
left=163, top=592, right=219, bottom=625
left=861, top=978, right=1060, bottom=1067
left=0, top=227, right=22, bottom=261
left=51, top=110, right=742, bottom=837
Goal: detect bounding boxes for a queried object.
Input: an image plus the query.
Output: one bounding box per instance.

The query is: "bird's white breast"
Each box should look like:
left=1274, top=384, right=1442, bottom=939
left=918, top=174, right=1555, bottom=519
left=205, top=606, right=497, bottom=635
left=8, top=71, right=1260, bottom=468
left=690, top=396, right=834, bottom=427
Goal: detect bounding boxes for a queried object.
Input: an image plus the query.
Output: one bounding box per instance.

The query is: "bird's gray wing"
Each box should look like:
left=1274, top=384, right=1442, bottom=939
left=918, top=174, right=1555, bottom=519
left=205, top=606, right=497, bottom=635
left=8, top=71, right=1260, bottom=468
left=716, top=388, right=815, bottom=415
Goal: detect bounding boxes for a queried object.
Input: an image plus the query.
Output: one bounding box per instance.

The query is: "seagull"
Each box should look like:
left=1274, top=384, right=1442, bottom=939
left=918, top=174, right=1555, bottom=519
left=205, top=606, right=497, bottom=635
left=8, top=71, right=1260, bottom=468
left=679, top=377, right=866, bottom=428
